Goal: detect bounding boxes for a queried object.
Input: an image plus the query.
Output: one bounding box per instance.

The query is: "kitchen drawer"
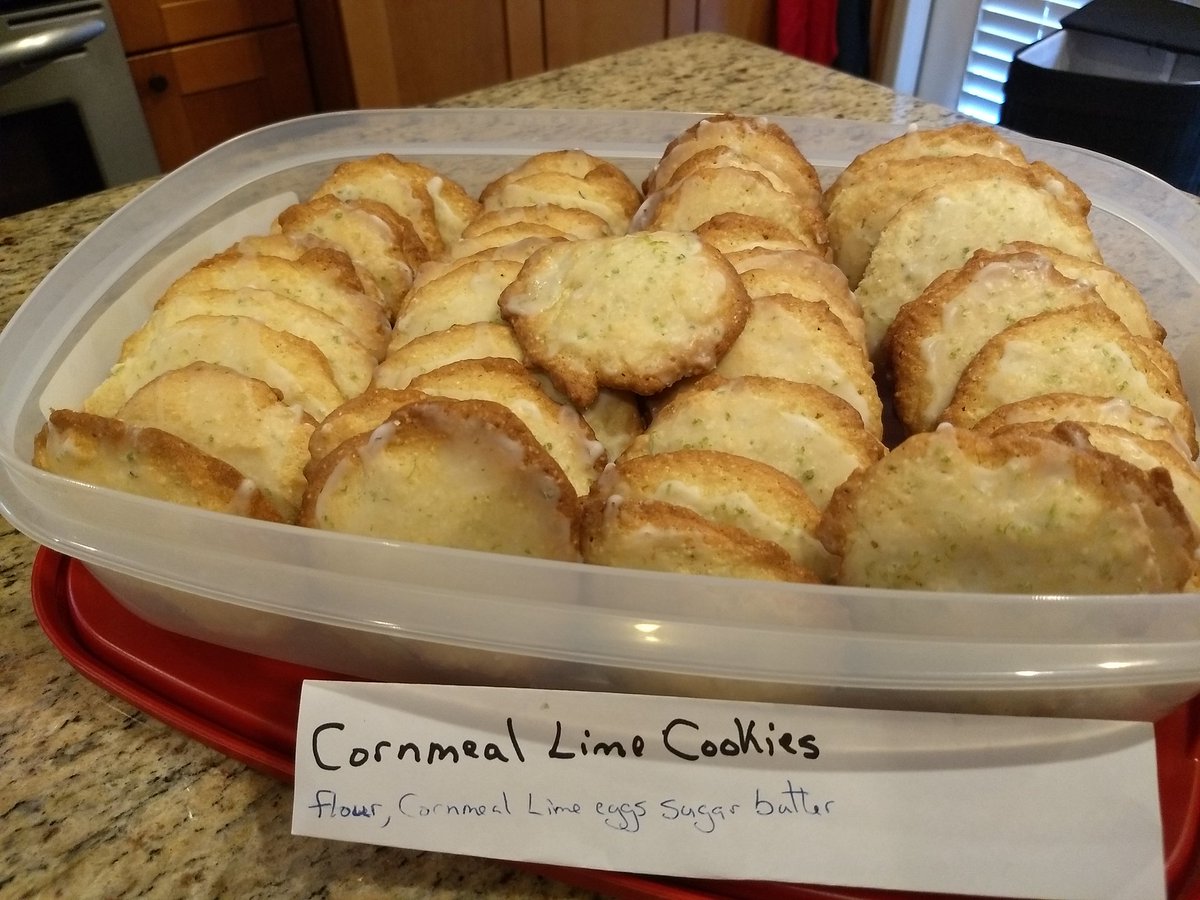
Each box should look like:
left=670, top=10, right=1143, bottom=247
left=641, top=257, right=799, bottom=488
left=127, top=23, right=314, bottom=171
left=112, top=0, right=296, bottom=53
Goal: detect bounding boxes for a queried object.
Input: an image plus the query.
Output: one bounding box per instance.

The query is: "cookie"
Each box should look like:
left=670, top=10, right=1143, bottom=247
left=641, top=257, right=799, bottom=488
left=581, top=497, right=819, bottom=583
left=34, top=409, right=284, bottom=522
left=499, top=231, right=749, bottom=407
left=590, top=449, right=833, bottom=578
left=84, top=314, right=346, bottom=421
left=817, top=423, right=1195, bottom=593
left=622, top=374, right=886, bottom=509
left=116, top=362, right=315, bottom=521
left=853, top=163, right=1102, bottom=354
left=409, top=357, right=606, bottom=496
left=299, top=397, right=580, bottom=561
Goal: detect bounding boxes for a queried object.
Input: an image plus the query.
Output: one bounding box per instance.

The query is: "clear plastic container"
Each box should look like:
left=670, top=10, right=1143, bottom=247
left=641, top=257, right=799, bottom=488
left=3, top=108, right=1199, bottom=721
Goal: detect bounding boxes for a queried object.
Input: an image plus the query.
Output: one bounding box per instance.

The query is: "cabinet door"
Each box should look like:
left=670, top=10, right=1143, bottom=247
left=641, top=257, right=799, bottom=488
left=338, top=0, right=513, bottom=107
left=542, top=0, right=674, bottom=69
left=127, top=23, right=314, bottom=171
left=697, top=0, right=774, bottom=45
left=111, top=0, right=296, bottom=53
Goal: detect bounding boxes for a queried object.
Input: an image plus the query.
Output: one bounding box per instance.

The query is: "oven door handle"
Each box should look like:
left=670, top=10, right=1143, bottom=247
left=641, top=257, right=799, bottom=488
left=0, top=18, right=107, bottom=72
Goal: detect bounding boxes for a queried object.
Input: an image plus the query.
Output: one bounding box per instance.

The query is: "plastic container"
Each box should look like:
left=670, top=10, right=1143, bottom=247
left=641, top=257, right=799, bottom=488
left=3, top=108, right=1200, bottom=722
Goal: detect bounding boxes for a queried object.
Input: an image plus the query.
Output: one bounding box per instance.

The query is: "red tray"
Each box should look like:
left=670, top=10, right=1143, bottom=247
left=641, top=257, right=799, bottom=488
left=31, top=547, right=1200, bottom=900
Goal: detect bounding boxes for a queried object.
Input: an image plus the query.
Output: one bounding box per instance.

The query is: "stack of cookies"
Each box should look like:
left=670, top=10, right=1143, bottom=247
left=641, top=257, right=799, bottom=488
left=32, top=115, right=1200, bottom=594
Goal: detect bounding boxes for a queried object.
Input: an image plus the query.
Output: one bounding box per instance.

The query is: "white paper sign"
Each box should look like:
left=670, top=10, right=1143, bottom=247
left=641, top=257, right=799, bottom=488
left=292, top=683, right=1165, bottom=900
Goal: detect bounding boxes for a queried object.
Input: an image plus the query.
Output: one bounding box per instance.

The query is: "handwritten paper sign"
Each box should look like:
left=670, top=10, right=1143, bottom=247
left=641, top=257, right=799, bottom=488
left=292, top=683, right=1165, bottom=900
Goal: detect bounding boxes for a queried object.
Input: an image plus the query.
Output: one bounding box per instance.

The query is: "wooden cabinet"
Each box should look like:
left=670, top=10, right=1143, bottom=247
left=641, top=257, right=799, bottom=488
left=111, top=0, right=315, bottom=171
left=340, top=0, right=774, bottom=108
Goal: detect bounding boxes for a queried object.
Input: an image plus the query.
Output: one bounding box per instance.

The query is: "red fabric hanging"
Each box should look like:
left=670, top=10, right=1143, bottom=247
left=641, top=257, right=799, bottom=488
left=775, top=0, right=840, bottom=66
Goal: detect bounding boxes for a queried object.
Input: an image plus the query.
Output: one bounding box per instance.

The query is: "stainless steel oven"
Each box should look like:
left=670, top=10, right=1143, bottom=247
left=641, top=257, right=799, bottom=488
left=0, top=0, right=159, bottom=217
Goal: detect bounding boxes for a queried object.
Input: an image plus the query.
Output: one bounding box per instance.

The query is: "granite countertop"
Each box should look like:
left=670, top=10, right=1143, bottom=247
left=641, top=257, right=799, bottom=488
left=0, top=33, right=962, bottom=899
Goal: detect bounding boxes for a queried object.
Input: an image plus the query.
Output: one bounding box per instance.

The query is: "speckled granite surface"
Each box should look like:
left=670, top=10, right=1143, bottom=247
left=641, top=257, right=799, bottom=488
left=0, top=33, right=966, bottom=900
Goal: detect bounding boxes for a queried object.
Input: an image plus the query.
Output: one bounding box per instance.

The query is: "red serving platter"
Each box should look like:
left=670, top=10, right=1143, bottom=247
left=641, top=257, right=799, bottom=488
left=30, top=546, right=1200, bottom=900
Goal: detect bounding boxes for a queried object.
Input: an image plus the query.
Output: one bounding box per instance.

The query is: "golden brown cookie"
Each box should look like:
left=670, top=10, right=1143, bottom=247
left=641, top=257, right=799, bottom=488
left=306, top=387, right=427, bottom=476
left=299, top=397, right=580, bottom=561
left=33, top=409, right=284, bottom=522
left=85, top=314, right=346, bottom=421
left=122, top=287, right=376, bottom=398
left=853, top=164, right=1102, bottom=354
left=997, top=241, right=1165, bottom=342
left=817, top=423, right=1196, bottom=593
left=823, top=121, right=1028, bottom=209
left=694, top=212, right=811, bottom=256
left=973, top=393, right=1194, bottom=460
left=993, top=421, right=1200, bottom=543
left=942, top=305, right=1197, bottom=454
left=728, top=247, right=866, bottom=348
left=714, top=293, right=882, bottom=437
left=632, top=166, right=828, bottom=257
left=274, top=194, right=429, bottom=315
left=313, top=154, right=479, bottom=255
left=888, top=248, right=1103, bottom=433
left=389, top=259, right=522, bottom=351
left=644, top=113, right=822, bottom=209
left=581, top=497, right=819, bottom=583
left=371, top=322, right=526, bottom=391
left=462, top=204, right=612, bottom=240
left=445, top=222, right=572, bottom=260
left=499, top=231, right=749, bottom=408
left=480, top=150, right=642, bottom=234
left=590, top=449, right=833, bottom=578
left=622, top=374, right=886, bottom=509
left=826, top=154, right=1045, bottom=289
left=228, top=233, right=391, bottom=316
left=160, top=247, right=390, bottom=359
left=115, top=362, right=315, bottom=521
left=409, top=357, right=606, bottom=496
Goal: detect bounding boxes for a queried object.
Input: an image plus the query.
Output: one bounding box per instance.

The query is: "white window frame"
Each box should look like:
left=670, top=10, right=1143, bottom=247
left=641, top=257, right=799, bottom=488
left=877, top=0, right=1093, bottom=121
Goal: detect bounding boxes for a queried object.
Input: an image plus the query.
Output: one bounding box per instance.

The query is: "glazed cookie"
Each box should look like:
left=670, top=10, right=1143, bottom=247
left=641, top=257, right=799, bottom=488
left=581, top=497, right=819, bottom=583
left=942, top=304, right=1197, bottom=454
left=499, top=231, right=749, bottom=408
left=85, top=314, right=346, bottom=421
left=728, top=247, right=865, bottom=348
left=853, top=163, right=1102, bottom=354
left=274, top=195, right=429, bottom=315
left=306, top=387, right=427, bottom=475
left=372, top=322, right=526, bottom=391
left=644, top=113, right=822, bottom=209
left=973, top=393, right=1194, bottom=460
left=622, top=374, right=886, bottom=509
left=590, top=449, right=834, bottom=578
left=817, top=423, right=1196, bottom=593
left=997, top=241, right=1165, bottom=342
left=462, top=204, right=612, bottom=240
left=888, top=248, right=1103, bottom=433
left=300, top=397, right=581, bottom=561
left=713, top=293, right=883, bottom=437
left=410, top=357, right=607, bottom=496
left=121, top=287, right=376, bottom=398
left=389, top=259, right=522, bottom=351
left=632, top=166, right=828, bottom=257
left=314, top=154, right=479, bottom=254
left=160, top=247, right=390, bottom=359
left=115, top=362, right=316, bottom=521
left=823, top=121, right=1028, bottom=209
left=34, top=409, right=284, bottom=522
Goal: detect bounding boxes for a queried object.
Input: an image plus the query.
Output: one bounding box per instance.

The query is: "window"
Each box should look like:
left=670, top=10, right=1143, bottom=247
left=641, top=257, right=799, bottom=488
left=957, top=0, right=1092, bottom=123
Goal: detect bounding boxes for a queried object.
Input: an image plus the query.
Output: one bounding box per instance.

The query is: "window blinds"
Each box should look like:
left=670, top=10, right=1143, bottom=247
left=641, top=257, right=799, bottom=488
left=957, top=0, right=1092, bottom=123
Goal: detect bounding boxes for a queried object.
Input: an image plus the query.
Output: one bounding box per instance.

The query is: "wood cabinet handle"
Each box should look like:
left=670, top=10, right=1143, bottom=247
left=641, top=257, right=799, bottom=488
left=147, top=74, right=169, bottom=93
